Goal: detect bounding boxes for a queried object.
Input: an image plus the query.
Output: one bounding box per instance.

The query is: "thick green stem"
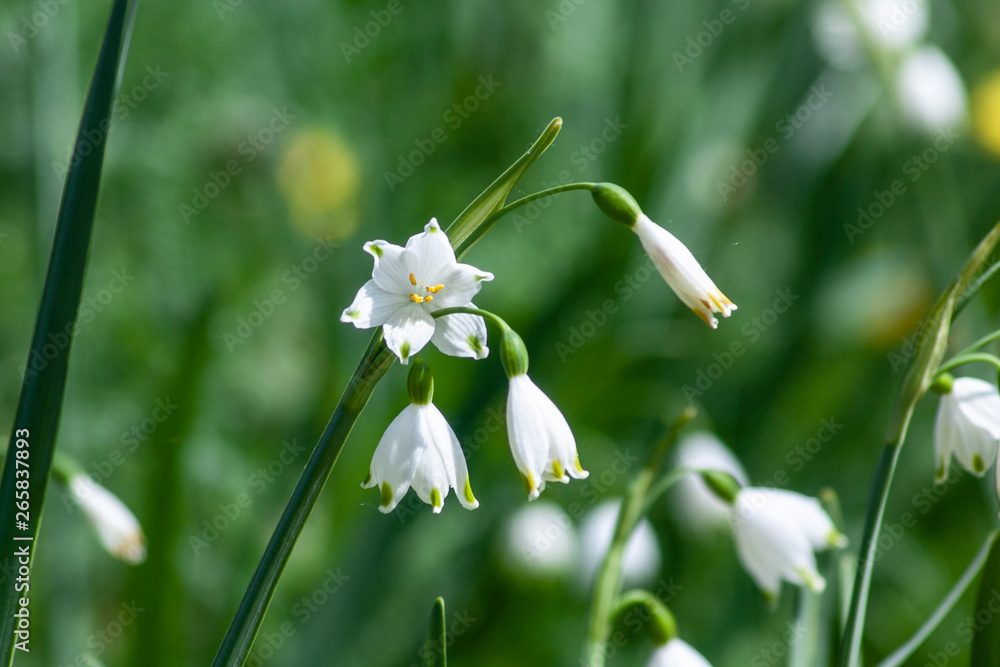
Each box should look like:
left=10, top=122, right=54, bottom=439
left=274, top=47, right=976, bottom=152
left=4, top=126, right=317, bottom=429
left=211, top=332, right=395, bottom=667
left=935, top=352, right=1000, bottom=376
left=584, top=408, right=695, bottom=667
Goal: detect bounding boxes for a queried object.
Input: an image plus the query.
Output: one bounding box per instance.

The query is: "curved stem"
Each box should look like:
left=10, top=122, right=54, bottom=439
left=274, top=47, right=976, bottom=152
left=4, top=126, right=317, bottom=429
left=476, top=182, right=597, bottom=233
left=584, top=408, right=695, bottom=667
left=952, top=329, right=1000, bottom=359
left=935, top=352, right=1000, bottom=376
left=431, top=306, right=511, bottom=333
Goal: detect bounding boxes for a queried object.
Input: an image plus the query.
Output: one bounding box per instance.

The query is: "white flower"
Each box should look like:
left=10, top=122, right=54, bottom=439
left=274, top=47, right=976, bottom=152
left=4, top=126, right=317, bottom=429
left=647, top=638, right=713, bottom=667
left=579, top=500, right=661, bottom=589
left=730, top=488, right=846, bottom=599
left=506, top=374, right=588, bottom=499
left=500, top=501, right=579, bottom=578
left=934, top=377, right=1000, bottom=481
left=895, top=46, right=968, bottom=134
left=812, top=0, right=928, bottom=70
left=671, top=432, right=748, bottom=533
left=362, top=402, right=478, bottom=514
left=631, top=214, right=736, bottom=328
left=69, top=475, right=146, bottom=564
left=341, top=218, right=493, bottom=364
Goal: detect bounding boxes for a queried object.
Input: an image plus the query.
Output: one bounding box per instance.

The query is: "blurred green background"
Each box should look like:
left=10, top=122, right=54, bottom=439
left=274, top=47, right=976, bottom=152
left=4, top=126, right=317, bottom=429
left=3, top=0, right=1000, bottom=664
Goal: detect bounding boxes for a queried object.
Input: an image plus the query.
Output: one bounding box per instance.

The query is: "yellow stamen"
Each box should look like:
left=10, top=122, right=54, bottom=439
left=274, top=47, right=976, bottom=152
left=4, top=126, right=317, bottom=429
left=409, top=273, right=417, bottom=286
left=425, top=295, right=433, bottom=302
left=409, top=293, right=425, bottom=303
left=425, top=284, right=445, bottom=294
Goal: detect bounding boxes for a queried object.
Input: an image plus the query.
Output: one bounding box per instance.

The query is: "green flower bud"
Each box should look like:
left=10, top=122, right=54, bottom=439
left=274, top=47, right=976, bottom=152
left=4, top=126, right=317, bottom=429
left=591, top=183, right=643, bottom=227
left=407, top=359, right=434, bottom=405
left=930, top=372, right=955, bottom=395
left=500, top=329, right=529, bottom=378
left=701, top=470, right=741, bottom=505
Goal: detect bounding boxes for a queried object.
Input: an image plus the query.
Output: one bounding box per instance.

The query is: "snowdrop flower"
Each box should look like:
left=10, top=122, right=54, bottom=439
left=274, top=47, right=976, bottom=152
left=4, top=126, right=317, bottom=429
left=341, top=218, right=493, bottom=364
left=933, top=376, right=1000, bottom=481
left=579, top=500, right=661, bottom=589
left=647, top=638, right=713, bottom=667
left=69, top=475, right=146, bottom=564
left=895, top=46, right=968, bottom=134
left=671, top=432, right=748, bottom=533
left=501, top=330, right=588, bottom=499
left=590, top=184, right=736, bottom=328
left=362, top=360, right=478, bottom=514
left=500, top=501, right=579, bottom=578
left=729, top=486, right=847, bottom=600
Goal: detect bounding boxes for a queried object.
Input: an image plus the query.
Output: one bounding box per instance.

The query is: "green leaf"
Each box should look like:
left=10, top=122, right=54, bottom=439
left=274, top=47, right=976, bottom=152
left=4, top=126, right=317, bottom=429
left=880, top=530, right=999, bottom=667
left=0, top=0, right=137, bottom=664
left=971, top=530, right=1000, bottom=666
left=447, top=117, right=562, bottom=258
left=425, top=597, right=447, bottom=667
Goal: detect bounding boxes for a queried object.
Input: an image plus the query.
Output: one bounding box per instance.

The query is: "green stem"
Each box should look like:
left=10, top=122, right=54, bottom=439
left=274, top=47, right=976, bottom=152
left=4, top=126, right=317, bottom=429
left=490, top=182, right=597, bottom=218
left=431, top=306, right=512, bottom=333
left=935, top=353, right=1000, bottom=376
left=952, top=329, right=1000, bottom=359
left=610, top=590, right=676, bottom=646
left=584, top=408, right=695, bottom=667
left=211, top=332, right=395, bottom=667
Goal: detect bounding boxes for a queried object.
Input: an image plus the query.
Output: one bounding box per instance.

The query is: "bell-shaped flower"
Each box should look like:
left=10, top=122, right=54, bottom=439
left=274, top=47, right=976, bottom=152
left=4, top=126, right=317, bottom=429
left=934, top=376, right=1000, bottom=481
left=730, top=487, right=846, bottom=600
left=647, top=638, right=713, bottom=667
left=69, top=475, right=146, bottom=564
left=362, top=361, right=478, bottom=514
left=631, top=214, right=736, bottom=328
left=500, top=330, right=588, bottom=499
left=671, top=432, right=749, bottom=534
left=341, top=218, right=493, bottom=363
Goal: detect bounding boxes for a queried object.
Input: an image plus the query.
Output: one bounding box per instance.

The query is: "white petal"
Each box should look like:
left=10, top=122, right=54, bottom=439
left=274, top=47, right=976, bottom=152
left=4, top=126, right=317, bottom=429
left=506, top=375, right=552, bottom=499
left=382, top=304, right=436, bottom=364
left=428, top=262, right=494, bottom=309
left=70, top=476, right=146, bottom=564
left=768, top=489, right=845, bottom=549
left=953, top=378, right=1000, bottom=438
left=340, top=279, right=410, bottom=328
left=410, top=404, right=478, bottom=512
left=648, top=639, right=713, bottom=667
left=934, top=394, right=956, bottom=482
left=431, top=308, right=489, bottom=360
left=405, top=218, right=458, bottom=282
left=537, top=385, right=586, bottom=482
left=895, top=46, right=967, bottom=134
left=671, top=432, right=749, bottom=532
left=632, top=215, right=735, bottom=328
left=365, top=240, right=414, bottom=295
left=365, top=404, right=426, bottom=512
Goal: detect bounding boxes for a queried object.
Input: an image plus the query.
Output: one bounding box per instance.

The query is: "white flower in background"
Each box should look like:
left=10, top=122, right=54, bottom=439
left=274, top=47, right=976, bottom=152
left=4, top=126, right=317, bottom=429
left=341, top=218, right=493, bottom=364
left=895, top=46, right=968, bottom=134
left=500, top=501, right=579, bottom=578
left=731, top=488, right=846, bottom=599
left=579, top=500, right=661, bottom=589
left=934, top=377, right=1000, bottom=481
left=362, top=403, right=478, bottom=515
left=648, top=638, right=713, bottom=667
left=812, top=0, right=928, bottom=70
left=631, top=215, right=736, bottom=328
left=69, top=475, right=146, bottom=565
left=671, top=432, right=749, bottom=533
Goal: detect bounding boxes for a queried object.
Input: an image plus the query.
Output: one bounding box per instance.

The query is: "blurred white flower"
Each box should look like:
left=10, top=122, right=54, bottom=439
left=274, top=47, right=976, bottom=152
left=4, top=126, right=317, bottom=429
left=362, top=401, right=478, bottom=514
left=934, top=377, right=1000, bottom=481
left=506, top=374, right=589, bottom=500
left=895, top=46, right=968, bottom=133
left=501, top=501, right=579, bottom=578
left=579, top=500, right=662, bottom=589
left=70, top=475, right=146, bottom=565
left=731, top=488, right=846, bottom=600
left=671, top=432, right=749, bottom=533
left=631, top=214, right=736, bottom=328
left=812, top=0, right=928, bottom=70
left=341, top=218, right=493, bottom=364
left=648, top=638, right=713, bottom=667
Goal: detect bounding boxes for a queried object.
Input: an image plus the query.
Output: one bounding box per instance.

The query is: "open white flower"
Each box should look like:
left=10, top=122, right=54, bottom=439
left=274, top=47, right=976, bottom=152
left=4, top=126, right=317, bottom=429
left=730, top=488, right=846, bottom=600
left=362, top=401, right=478, bottom=514
left=631, top=214, right=736, bottom=328
left=934, top=377, right=1000, bottom=481
left=341, top=218, right=493, bottom=363
left=70, top=475, right=146, bottom=564
left=647, top=638, right=713, bottom=667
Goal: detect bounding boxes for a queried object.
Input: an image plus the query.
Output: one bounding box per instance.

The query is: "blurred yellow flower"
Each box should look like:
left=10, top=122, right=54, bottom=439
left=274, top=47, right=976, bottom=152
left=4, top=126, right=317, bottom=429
left=972, top=72, right=1000, bottom=156
left=277, top=127, right=361, bottom=240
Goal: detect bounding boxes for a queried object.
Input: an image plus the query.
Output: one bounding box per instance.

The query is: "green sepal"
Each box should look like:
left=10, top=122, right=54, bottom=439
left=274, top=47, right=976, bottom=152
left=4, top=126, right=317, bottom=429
left=591, top=183, right=643, bottom=227
left=700, top=470, right=741, bottom=505
left=407, top=359, right=435, bottom=405
left=500, top=330, right=529, bottom=378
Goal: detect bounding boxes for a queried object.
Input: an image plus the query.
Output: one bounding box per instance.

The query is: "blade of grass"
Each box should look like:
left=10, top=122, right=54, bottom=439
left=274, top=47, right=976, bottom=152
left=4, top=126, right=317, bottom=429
left=425, top=597, right=447, bottom=667
left=0, top=0, right=137, bottom=663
